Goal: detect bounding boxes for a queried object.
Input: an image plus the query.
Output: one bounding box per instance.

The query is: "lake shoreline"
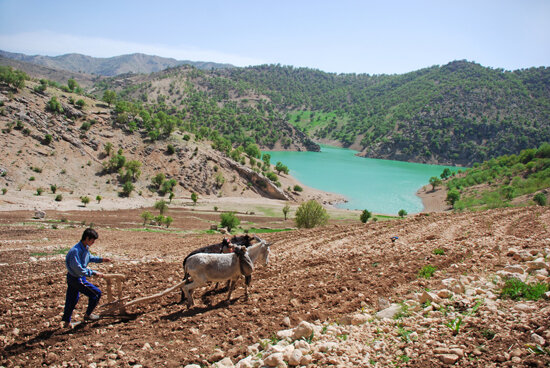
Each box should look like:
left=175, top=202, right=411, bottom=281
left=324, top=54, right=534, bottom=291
left=416, top=184, right=452, bottom=213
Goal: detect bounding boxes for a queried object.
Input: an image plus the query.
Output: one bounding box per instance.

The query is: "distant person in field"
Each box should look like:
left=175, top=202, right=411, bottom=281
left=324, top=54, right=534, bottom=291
left=62, top=228, right=111, bottom=328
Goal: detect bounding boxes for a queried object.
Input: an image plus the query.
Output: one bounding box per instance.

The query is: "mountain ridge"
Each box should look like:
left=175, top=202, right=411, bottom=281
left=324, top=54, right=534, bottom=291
left=0, top=50, right=235, bottom=76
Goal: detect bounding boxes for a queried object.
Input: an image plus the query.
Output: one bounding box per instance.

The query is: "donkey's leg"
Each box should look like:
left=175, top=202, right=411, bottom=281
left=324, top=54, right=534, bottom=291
left=184, top=277, right=206, bottom=308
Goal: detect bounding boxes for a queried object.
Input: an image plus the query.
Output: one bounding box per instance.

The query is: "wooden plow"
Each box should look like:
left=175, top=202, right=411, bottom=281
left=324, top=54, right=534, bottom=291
left=99, top=274, right=186, bottom=318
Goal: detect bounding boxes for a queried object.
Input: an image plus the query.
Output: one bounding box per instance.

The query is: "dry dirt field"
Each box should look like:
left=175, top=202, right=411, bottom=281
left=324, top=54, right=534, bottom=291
left=1, top=206, right=549, bottom=367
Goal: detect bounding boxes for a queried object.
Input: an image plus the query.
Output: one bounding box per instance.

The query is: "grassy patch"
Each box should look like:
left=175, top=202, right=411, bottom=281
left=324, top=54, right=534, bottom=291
left=432, top=248, right=445, bottom=255
left=418, top=264, right=437, bottom=279
left=124, top=228, right=189, bottom=235
left=500, top=278, right=549, bottom=300
left=245, top=228, right=294, bottom=233
left=31, top=247, right=70, bottom=257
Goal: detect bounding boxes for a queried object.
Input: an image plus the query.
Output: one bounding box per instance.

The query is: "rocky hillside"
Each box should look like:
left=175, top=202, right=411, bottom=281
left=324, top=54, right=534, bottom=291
left=0, top=56, right=97, bottom=88
left=0, top=80, right=299, bottom=205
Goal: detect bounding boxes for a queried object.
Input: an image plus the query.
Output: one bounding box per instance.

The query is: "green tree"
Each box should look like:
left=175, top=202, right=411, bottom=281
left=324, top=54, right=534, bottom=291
left=160, top=178, right=177, bottom=195
left=75, top=99, right=86, bottom=109
left=0, top=66, right=28, bottom=89
left=533, top=192, right=547, bottom=206
left=46, top=97, right=63, bottom=113
left=245, top=143, right=261, bottom=158
left=440, top=168, right=452, bottom=180
left=154, top=200, right=168, bottom=215
left=360, top=209, right=372, bottom=223
left=446, top=189, right=460, bottom=206
left=220, top=212, right=240, bottom=232
left=104, top=142, right=113, bottom=157
left=81, top=196, right=90, bottom=206
left=141, top=211, right=153, bottom=225
left=215, top=172, right=225, bottom=188
left=275, top=162, right=289, bottom=175
left=96, top=195, right=102, bottom=203
left=295, top=200, right=329, bottom=229
left=191, top=192, right=198, bottom=205
left=124, top=160, right=142, bottom=181
left=50, top=184, right=57, bottom=194
left=169, top=191, right=175, bottom=203
left=122, top=181, right=134, bottom=196
left=103, top=90, right=117, bottom=106
left=67, top=79, right=78, bottom=91
left=152, top=173, right=166, bottom=188
left=398, top=209, right=407, bottom=218
left=282, top=204, right=290, bottom=220
left=163, top=216, right=173, bottom=228
left=429, top=176, right=442, bottom=191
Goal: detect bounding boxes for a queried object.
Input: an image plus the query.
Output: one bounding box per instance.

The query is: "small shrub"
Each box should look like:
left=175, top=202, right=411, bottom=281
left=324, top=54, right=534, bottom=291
left=80, top=196, right=90, bottom=206
left=418, top=265, right=437, bottom=279
left=46, top=96, right=63, bottom=113
left=1, top=188, right=7, bottom=195
left=50, top=184, right=57, bottom=194
left=29, top=176, right=35, bottom=181
left=295, top=200, right=329, bottom=229
left=167, top=144, right=175, bottom=155
left=141, top=211, right=153, bottom=225
left=80, top=121, right=91, bottom=131
left=360, top=209, right=372, bottom=223
left=533, top=192, right=547, bottom=206
left=433, top=248, right=445, bottom=255
left=500, top=278, right=549, bottom=300
left=293, top=185, right=303, bottom=192
left=96, top=195, right=102, bottom=203
left=36, top=187, right=44, bottom=196
left=398, top=209, right=407, bottom=218
left=154, top=200, right=168, bottom=215
left=75, top=99, right=86, bottom=109
left=43, top=134, right=53, bottom=145
left=220, top=212, right=240, bottom=232
left=55, top=194, right=63, bottom=202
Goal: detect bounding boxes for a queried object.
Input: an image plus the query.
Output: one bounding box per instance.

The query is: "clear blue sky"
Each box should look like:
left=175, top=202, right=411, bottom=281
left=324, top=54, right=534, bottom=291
left=0, top=0, right=549, bottom=74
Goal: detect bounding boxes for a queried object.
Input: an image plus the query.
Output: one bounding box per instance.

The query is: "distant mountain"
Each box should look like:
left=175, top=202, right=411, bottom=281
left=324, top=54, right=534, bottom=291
left=0, top=50, right=235, bottom=76
left=0, top=55, right=97, bottom=87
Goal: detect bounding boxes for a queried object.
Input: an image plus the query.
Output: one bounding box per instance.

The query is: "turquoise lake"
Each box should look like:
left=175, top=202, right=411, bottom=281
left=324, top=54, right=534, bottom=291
left=267, top=145, right=459, bottom=215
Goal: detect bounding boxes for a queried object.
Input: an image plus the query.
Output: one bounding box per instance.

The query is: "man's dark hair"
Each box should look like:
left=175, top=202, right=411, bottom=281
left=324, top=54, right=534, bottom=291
left=81, top=228, right=99, bottom=242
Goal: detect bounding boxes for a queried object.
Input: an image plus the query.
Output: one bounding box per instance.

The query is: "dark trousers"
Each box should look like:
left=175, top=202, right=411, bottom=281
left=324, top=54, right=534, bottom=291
left=62, top=274, right=102, bottom=322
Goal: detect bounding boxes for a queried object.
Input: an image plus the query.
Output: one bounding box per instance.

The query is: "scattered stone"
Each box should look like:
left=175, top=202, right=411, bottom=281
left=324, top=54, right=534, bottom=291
left=282, top=316, right=291, bottom=327
left=292, top=321, right=314, bottom=340
left=376, top=304, right=402, bottom=320
left=263, top=352, right=284, bottom=367
left=33, top=210, right=46, bottom=219
left=531, top=333, right=546, bottom=346
left=215, top=357, right=234, bottom=367
left=210, top=349, right=225, bottom=362
left=288, top=349, right=303, bottom=366
left=438, top=354, right=459, bottom=365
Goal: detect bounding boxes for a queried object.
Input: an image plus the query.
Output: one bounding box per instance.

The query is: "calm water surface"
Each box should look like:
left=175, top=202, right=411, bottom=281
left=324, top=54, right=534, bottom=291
left=267, top=145, right=459, bottom=215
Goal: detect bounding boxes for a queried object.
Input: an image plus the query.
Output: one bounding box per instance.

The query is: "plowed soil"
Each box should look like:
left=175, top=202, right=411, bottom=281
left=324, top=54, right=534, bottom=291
left=1, top=206, right=549, bottom=367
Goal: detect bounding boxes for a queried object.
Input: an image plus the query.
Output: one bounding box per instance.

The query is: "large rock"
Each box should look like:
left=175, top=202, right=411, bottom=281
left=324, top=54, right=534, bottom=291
left=292, top=321, right=314, bottom=340
left=263, top=353, right=284, bottom=367
left=375, top=303, right=402, bottom=320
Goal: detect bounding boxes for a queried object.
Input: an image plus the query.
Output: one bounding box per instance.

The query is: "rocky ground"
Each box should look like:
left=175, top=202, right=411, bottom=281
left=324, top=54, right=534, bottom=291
left=0, top=205, right=549, bottom=367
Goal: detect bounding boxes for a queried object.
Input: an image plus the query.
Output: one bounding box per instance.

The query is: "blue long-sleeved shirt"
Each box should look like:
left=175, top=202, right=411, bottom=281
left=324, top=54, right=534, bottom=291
left=65, top=241, right=103, bottom=277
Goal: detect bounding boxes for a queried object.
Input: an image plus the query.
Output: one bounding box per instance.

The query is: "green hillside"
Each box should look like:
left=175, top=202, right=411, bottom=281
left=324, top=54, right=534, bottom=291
left=444, top=143, right=550, bottom=211
left=223, top=61, right=550, bottom=165
left=89, top=60, right=550, bottom=166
